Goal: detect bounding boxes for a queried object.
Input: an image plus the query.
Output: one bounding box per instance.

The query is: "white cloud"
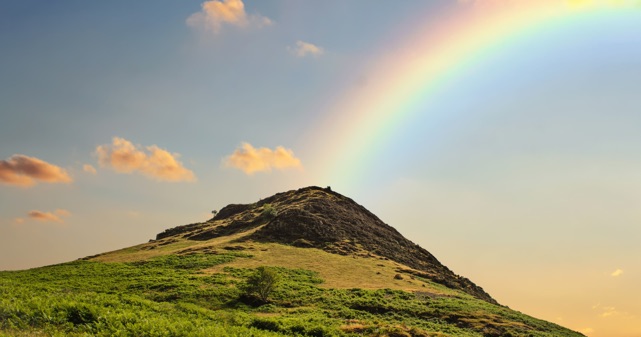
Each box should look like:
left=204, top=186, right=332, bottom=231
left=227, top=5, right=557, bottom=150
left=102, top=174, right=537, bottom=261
left=223, top=142, right=302, bottom=175
left=611, top=268, right=623, bottom=277
left=288, top=40, right=324, bottom=57
left=186, top=0, right=272, bottom=34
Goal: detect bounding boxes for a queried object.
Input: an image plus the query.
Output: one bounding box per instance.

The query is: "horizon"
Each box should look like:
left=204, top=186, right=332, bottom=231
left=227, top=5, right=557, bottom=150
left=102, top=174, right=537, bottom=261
left=1, top=1, right=641, bottom=337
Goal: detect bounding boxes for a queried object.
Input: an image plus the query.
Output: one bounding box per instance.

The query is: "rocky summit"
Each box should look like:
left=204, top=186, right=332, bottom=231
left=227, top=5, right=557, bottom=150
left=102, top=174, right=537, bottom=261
left=156, top=186, right=496, bottom=304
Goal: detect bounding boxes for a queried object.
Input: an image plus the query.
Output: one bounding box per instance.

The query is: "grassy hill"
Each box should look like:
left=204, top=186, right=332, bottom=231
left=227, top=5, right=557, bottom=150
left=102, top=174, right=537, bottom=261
left=0, top=187, right=585, bottom=337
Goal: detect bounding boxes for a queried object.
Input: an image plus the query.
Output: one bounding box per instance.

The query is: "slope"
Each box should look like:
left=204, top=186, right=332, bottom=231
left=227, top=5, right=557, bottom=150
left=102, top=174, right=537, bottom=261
left=156, top=186, right=494, bottom=304
left=0, top=186, right=586, bottom=337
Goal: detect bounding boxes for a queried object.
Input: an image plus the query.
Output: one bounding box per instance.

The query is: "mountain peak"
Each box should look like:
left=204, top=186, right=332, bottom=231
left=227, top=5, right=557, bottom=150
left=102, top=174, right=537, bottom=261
left=155, top=186, right=497, bottom=304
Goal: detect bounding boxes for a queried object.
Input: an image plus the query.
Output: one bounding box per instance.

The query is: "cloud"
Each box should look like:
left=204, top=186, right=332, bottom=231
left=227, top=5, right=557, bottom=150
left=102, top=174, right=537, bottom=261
left=578, top=327, right=594, bottom=335
left=0, top=154, right=72, bottom=187
left=186, top=0, right=272, bottom=33
left=288, top=41, right=324, bottom=57
left=592, top=304, right=623, bottom=318
left=223, top=142, right=302, bottom=175
left=95, top=137, right=196, bottom=182
left=600, top=306, right=618, bottom=318
left=27, top=209, right=72, bottom=224
left=127, top=211, right=141, bottom=218
left=611, top=268, right=623, bottom=277
left=83, top=164, right=97, bottom=175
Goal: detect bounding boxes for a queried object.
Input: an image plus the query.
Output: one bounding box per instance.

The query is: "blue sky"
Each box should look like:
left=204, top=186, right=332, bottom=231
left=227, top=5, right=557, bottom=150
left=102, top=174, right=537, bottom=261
left=1, top=1, right=641, bottom=336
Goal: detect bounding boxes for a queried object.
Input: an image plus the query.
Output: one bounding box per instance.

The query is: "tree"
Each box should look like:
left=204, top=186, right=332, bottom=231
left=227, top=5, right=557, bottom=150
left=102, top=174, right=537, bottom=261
left=243, top=266, right=280, bottom=303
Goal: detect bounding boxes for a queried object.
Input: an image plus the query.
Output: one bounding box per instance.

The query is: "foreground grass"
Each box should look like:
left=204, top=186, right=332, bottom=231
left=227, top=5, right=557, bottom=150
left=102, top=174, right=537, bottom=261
left=1, top=249, right=584, bottom=337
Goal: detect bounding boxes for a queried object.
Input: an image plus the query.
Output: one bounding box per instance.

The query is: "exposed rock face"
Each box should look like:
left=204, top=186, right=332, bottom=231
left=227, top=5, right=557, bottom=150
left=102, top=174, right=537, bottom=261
left=156, top=186, right=498, bottom=305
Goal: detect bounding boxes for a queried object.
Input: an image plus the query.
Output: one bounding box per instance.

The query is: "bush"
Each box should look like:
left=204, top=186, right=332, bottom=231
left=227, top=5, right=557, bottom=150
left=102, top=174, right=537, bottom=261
left=261, top=204, right=278, bottom=219
left=250, top=318, right=280, bottom=332
left=242, top=267, right=280, bottom=303
left=307, top=325, right=335, bottom=337
left=64, top=304, right=98, bottom=325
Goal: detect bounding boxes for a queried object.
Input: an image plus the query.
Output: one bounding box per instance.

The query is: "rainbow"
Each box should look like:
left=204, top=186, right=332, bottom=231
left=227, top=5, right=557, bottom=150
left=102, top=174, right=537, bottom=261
left=306, top=0, right=639, bottom=188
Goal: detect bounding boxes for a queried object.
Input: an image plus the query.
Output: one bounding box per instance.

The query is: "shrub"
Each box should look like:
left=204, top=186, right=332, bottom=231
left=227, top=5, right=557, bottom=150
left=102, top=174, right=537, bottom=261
left=261, top=204, right=278, bottom=219
left=250, top=318, right=281, bottom=332
left=242, top=267, right=280, bottom=303
left=64, top=304, right=98, bottom=326
left=307, top=325, right=335, bottom=337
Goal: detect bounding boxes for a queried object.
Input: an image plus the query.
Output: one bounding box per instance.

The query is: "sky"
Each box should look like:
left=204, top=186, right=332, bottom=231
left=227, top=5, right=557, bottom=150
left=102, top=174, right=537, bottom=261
left=1, top=1, right=640, bottom=336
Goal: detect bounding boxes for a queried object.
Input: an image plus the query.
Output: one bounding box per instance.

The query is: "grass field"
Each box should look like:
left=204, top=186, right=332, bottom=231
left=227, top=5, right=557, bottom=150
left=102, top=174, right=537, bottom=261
left=0, top=237, right=585, bottom=337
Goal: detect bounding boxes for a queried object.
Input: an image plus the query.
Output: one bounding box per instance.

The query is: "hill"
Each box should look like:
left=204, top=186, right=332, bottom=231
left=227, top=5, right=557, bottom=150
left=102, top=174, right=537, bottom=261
left=157, top=186, right=495, bottom=304
left=0, top=186, right=585, bottom=337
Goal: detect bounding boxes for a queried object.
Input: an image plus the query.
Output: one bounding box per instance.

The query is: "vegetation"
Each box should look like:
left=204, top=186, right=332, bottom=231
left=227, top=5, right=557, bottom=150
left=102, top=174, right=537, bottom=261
left=261, top=204, right=278, bottom=219
left=0, top=244, right=584, bottom=337
left=243, top=266, right=280, bottom=303
left=0, top=187, right=587, bottom=336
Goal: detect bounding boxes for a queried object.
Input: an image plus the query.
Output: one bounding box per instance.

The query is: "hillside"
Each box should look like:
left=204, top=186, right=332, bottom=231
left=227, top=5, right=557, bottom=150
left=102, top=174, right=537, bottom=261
left=0, top=186, right=585, bottom=337
left=157, top=186, right=495, bottom=304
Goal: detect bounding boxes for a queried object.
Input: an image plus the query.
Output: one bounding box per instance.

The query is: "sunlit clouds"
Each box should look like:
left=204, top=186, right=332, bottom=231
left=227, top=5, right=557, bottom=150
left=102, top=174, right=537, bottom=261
left=83, top=164, right=97, bottom=175
left=579, top=327, right=594, bottom=335
left=288, top=41, right=324, bottom=57
left=601, top=309, right=616, bottom=318
left=611, top=269, right=623, bottom=277
left=95, top=137, right=196, bottom=182
left=0, top=154, right=72, bottom=187
left=15, top=209, right=72, bottom=224
left=591, top=303, right=632, bottom=319
left=186, top=0, right=272, bottom=33
left=600, top=306, right=619, bottom=318
left=223, top=142, right=302, bottom=175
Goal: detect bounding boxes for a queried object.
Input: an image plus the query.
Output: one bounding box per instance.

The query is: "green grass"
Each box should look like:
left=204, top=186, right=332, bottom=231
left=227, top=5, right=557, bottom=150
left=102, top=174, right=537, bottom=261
left=1, top=248, right=584, bottom=337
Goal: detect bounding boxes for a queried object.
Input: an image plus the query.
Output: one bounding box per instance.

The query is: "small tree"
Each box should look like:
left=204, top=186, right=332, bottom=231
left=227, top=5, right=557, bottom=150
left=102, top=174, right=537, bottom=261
left=243, top=266, right=280, bottom=303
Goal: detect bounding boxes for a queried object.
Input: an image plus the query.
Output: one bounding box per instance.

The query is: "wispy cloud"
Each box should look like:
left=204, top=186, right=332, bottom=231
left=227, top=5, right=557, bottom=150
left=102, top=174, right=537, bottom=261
left=288, top=40, right=324, bottom=57
left=578, top=327, right=594, bottom=335
left=126, top=211, right=141, bottom=218
left=592, top=303, right=627, bottom=319
left=95, top=137, right=196, bottom=182
left=186, top=0, right=272, bottom=34
left=610, top=268, right=623, bottom=277
left=0, top=154, right=72, bottom=187
left=83, top=164, right=97, bottom=175
left=600, top=306, right=618, bottom=318
left=26, top=209, right=72, bottom=224
left=223, top=142, right=302, bottom=175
